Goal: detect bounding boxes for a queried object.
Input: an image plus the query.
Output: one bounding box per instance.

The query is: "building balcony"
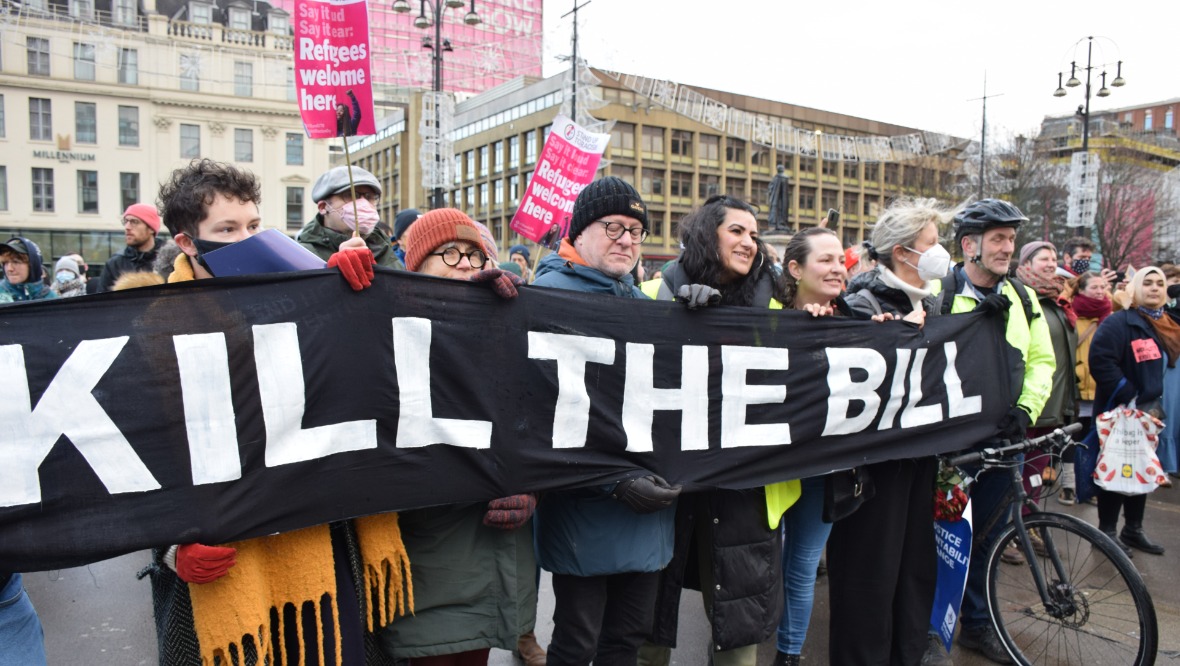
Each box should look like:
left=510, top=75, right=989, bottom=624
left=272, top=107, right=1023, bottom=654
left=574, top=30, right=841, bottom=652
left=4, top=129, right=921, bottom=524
left=166, top=19, right=293, bottom=51
left=2, top=2, right=148, bottom=31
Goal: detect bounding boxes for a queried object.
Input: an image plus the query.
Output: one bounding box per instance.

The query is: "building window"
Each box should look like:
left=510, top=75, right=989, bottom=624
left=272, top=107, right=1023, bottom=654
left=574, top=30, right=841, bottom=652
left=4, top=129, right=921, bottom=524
left=1145, top=109, right=1153, bottom=131
left=118, top=48, right=139, bottom=84
left=725, top=177, right=745, bottom=199
left=612, top=165, right=635, bottom=185
left=508, top=135, right=519, bottom=169
left=113, top=0, right=137, bottom=25
left=465, top=150, right=475, bottom=180
left=118, top=106, right=139, bottom=146
left=189, top=2, right=212, bottom=23
left=0, top=167, right=7, bottom=211
left=77, top=170, right=99, bottom=214
left=286, top=187, right=304, bottom=230
left=286, top=132, right=303, bottom=165
left=670, top=130, right=692, bottom=157
left=479, top=145, right=489, bottom=178
left=821, top=160, right=838, bottom=176
left=75, top=102, right=97, bottom=144
left=642, top=126, right=664, bottom=156
left=70, top=0, right=95, bottom=19
left=641, top=167, right=663, bottom=197
left=287, top=67, right=296, bottom=102
left=864, top=163, right=880, bottom=182
left=799, top=157, right=815, bottom=173
left=74, top=43, right=96, bottom=81
left=29, top=98, right=52, bottom=141
left=180, top=123, right=201, bottom=158
left=234, top=128, right=253, bottom=162
left=234, top=61, right=253, bottom=97
left=229, top=7, right=251, bottom=29
left=725, top=138, right=745, bottom=164
left=524, top=130, right=537, bottom=164
left=0, top=95, right=6, bottom=138
left=698, top=174, right=720, bottom=199
left=493, top=178, right=503, bottom=209
left=798, top=187, right=816, bottom=211
left=269, top=13, right=289, bottom=34
left=493, top=141, right=503, bottom=173
left=27, top=37, right=50, bottom=76
left=610, top=122, right=635, bottom=154
left=669, top=171, right=692, bottom=198
left=698, top=134, right=720, bottom=163
left=843, top=162, right=859, bottom=180
left=32, top=168, right=54, bottom=212
left=508, top=174, right=520, bottom=204
left=1167, top=108, right=1174, bottom=130
left=180, top=54, right=200, bottom=91
left=120, top=172, right=139, bottom=210
left=479, top=182, right=488, bottom=212
left=822, top=190, right=838, bottom=211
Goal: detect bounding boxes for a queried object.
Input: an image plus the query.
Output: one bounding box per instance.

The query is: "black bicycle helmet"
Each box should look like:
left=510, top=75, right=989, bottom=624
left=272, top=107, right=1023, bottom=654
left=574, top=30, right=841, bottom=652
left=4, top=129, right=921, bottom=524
left=953, top=198, right=1028, bottom=242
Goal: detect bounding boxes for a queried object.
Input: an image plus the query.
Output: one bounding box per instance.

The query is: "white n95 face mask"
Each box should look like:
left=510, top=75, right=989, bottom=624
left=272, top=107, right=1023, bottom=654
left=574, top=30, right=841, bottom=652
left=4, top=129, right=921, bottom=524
left=905, top=244, right=951, bottom=281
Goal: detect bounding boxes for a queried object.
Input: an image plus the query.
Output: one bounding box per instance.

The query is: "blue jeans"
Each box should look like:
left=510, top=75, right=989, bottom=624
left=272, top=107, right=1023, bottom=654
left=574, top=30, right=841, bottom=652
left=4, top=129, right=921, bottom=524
left=959, top=454, right=1021, bottom=630
left=0, top=574, right=47, bottom=666
left=776, top=477, right=833, bottom=654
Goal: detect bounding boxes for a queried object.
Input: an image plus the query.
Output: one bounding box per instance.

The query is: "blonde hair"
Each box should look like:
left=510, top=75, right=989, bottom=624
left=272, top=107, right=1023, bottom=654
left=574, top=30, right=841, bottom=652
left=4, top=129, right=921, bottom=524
left=863, top=197, right=954, bottom=269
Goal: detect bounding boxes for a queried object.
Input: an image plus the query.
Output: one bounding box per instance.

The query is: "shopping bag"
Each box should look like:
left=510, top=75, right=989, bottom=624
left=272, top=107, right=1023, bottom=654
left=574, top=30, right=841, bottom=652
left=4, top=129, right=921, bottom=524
left=1093, top=407, right=1166, bottom=494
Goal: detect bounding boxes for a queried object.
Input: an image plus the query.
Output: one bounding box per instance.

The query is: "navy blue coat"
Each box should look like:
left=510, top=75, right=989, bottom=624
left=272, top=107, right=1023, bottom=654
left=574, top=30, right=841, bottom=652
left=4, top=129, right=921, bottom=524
left=1089, top=309, right=1169, bottom=412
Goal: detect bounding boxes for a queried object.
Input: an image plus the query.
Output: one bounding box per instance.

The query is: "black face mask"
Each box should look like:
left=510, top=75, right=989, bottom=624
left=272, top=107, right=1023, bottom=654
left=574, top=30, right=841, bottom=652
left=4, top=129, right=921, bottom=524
left=1070, top=258, right=1090, bottom=275
left=191, top=237, right=236, bottom=275
left=1168, top=283, right=1180, bottom=300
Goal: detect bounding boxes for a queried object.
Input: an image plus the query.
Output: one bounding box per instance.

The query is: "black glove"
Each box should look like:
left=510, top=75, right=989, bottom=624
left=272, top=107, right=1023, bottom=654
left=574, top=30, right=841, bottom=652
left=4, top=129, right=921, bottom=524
left=997, top=407, right=1032, bottom=440
left=676, top=284, right=722, bottom=310
left=975, top=292, right=1011, bottom=316
left=611, top=475, right=682, bottom=513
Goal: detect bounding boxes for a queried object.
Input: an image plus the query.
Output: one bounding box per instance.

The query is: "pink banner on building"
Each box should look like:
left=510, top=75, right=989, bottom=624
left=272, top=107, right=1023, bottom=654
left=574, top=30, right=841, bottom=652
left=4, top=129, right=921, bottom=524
left=510, top=115, right=609, bottom=244
left=293, top=0, right=376, bottom=139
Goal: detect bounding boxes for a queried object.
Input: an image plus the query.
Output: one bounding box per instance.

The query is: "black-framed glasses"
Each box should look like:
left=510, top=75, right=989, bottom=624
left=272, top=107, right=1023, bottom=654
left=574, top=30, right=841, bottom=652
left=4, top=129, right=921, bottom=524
left=598, top=220, right=649, bottom=242
left=431, top=246, right=488, bottom=268
left=336, top=190, right=381, bottom=205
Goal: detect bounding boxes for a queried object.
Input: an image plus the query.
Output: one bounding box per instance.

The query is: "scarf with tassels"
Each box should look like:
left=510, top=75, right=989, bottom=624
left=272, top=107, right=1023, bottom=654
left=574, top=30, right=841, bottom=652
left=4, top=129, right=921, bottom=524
left=186, top=516, right=412, bottom=666
left=167, top=257, right=414, bottom=665
left=1016, top=264, right=1076, bottom=328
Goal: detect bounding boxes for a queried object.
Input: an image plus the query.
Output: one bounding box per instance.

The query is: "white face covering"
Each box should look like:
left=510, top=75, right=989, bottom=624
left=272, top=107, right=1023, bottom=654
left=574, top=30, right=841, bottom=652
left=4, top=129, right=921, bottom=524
left=904, top=244, right=951, bottom=281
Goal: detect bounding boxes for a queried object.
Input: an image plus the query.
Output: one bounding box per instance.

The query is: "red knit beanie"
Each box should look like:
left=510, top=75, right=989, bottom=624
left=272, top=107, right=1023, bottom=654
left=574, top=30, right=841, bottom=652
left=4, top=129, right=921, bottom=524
left=404, top=208, right=485, bottom=272
left=123, top=203, right=161, bottom=233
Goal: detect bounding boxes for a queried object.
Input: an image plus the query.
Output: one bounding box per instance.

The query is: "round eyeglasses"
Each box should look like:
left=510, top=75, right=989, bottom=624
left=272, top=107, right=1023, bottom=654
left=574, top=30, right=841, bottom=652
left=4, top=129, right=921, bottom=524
left=598, top=220, right=649, bottom=242
left=431, top=246, right=488, bottom=269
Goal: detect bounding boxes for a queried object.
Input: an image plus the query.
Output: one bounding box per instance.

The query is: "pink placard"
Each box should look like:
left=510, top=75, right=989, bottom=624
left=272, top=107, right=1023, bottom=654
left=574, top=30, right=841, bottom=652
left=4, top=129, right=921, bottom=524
left=293, top=0, right=376, bottom=139
left=510, top=115, right=609, bottom=244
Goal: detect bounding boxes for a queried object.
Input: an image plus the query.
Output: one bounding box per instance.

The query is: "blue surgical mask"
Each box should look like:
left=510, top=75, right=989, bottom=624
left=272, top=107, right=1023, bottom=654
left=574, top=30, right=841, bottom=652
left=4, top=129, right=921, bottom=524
left=56, top=270, right=77, bottom=284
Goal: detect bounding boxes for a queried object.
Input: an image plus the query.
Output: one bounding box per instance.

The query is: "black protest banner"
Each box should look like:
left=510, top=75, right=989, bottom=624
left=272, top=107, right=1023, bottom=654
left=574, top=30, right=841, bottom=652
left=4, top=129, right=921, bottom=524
left=0, top=269, right=1012, bottom=571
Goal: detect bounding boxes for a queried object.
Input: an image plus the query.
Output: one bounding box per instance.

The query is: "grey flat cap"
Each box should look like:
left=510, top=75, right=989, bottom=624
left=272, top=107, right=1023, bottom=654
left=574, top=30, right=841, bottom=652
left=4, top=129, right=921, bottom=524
left=311, top=165, right=382, bottom=203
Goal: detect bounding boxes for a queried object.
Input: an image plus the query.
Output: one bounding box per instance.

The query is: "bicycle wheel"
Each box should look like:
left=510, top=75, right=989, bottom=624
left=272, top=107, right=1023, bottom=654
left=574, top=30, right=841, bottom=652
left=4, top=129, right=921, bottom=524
left=986, top=512, right=1157, bottom=666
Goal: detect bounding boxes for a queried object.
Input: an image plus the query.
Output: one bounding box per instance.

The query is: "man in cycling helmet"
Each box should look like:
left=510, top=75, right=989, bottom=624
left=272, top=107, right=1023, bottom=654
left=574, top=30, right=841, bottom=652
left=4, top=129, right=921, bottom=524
left=925, top=198, right=1054, bottom=664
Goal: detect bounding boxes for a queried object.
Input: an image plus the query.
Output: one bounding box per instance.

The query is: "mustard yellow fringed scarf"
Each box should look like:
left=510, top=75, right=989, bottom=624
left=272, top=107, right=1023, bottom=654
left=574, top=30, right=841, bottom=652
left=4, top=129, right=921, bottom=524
left=187, top=515, right=412, bottom=666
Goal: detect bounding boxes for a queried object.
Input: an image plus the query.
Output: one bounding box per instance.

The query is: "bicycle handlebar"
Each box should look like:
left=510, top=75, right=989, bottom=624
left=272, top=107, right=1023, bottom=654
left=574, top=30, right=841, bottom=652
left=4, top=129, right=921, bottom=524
left=943, top=422, right=1085, bottom=468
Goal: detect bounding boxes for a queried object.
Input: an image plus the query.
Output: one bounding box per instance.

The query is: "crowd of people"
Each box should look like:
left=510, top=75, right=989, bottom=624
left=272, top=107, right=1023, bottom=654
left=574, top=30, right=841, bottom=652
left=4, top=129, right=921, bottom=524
left=2, top=160, right=1179, bottom=666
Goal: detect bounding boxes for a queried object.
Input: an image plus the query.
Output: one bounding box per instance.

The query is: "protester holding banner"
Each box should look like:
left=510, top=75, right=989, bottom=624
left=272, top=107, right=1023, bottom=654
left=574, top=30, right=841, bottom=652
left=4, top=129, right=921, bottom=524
left=0, top=237, right=59, bottom=304
left=933, top=199, right=1054, bottom=665
left=297, top=165, right=406, bottom=270
left=1085, top=266, right=1176, bottom=556
left=768, top=227, right=851, bottom=666
left=374, top=207, right=540, bottom=666
left=532, top=176, right=682, bottom=666
left=141, top=158, right=411, bottom=666
left=638, top=195, right=796, bottom=666
left=826, top=197, right=952, bottom=665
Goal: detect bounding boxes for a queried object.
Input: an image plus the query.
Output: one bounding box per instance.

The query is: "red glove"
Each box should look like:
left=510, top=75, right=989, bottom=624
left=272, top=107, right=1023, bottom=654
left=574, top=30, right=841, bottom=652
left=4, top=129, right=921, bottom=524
left=483, top=493, right=537, bottom=530
left=469, top=268, right=524, bottom=300
left=328, top=248, right=375, bottom=291
left=176, top=543, right=237, bottom=584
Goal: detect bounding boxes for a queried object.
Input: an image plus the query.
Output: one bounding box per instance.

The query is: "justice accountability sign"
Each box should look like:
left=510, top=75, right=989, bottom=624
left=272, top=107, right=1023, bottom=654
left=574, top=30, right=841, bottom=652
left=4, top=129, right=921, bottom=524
left=0, top=271, right=1012, bottom=571
left=293, top=0, right=376, bottom=138
left=509, top=114, right=609, bottom=244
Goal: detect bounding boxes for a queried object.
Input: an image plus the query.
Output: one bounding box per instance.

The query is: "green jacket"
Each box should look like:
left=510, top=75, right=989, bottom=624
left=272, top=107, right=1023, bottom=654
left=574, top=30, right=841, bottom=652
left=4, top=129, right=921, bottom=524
left=295, top=216, right=405, bottom=270
left=376, top=503, right=537, bottom=658
left=1036, top=296, right=1079, bottom=427
left=932, top=267, right=1055, bottom=423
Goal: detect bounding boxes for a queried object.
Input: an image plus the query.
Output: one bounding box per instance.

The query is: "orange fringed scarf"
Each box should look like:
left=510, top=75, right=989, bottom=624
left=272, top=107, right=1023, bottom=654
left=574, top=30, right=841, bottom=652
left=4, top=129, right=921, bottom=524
left=187, top=515, right=412, bottom=666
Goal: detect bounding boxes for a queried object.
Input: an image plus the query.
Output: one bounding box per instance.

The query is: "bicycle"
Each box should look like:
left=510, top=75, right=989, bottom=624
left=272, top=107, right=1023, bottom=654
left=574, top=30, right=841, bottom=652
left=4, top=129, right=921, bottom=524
left=942, top=422, right=1158, bottom=665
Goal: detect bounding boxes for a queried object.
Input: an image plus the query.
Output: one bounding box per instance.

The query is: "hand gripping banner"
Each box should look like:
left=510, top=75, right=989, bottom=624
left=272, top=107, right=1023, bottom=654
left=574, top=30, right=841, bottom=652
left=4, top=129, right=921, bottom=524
left=0, top=270, right=1012, bottom=571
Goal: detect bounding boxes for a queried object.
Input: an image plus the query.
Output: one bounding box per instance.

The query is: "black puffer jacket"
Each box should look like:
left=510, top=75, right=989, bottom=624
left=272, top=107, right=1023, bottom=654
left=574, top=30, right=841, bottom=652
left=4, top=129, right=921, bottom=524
left=99, top=241, right=161, bottom=292
left=648, top=489, right=782, bottom=651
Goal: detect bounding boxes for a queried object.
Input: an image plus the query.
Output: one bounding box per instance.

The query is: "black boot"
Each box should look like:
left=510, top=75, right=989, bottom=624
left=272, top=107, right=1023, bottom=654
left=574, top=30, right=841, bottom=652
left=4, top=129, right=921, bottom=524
left=1120, top=526, right=1165, bottom=555
left=774, top=651, right=801, bottom=666
left=1101, top=529, right=1133, bottom=558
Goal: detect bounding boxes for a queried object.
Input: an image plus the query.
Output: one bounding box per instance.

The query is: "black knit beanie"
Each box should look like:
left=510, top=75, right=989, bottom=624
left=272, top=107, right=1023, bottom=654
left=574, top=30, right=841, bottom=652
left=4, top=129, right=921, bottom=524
left=569, top=176, right=647, bottom=241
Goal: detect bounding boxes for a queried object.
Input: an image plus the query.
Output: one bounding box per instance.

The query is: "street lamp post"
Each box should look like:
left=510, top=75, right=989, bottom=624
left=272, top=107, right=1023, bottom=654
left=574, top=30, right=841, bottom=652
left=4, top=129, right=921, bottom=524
left=1053, top=36, right=1126, bottom=155
left=393, top=0, right=480, bottom=209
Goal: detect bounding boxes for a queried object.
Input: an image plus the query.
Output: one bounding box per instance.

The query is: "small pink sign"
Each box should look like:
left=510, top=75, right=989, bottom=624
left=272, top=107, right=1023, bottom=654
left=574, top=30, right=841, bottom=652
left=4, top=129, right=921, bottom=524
left=293, top=0, right=376, bottom=139
left=510, top=115, right=609, bottom=244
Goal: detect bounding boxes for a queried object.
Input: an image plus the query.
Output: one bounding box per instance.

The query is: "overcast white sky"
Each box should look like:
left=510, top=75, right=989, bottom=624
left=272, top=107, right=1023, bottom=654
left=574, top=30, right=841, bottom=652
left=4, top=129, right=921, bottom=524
left=540, top=0, right=1176, bottom=144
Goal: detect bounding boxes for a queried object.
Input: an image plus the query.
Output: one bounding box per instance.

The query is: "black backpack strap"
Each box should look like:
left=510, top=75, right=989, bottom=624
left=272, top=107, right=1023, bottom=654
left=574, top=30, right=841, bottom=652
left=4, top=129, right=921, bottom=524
left=937, top=274, right=956, bottom=315
left=1005, top=277, right=1038, bottom=324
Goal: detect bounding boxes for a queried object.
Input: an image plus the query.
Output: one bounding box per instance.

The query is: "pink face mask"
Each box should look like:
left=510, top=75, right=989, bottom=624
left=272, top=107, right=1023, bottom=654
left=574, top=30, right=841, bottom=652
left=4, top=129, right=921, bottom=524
left=331, top=198, right=380, bottom=236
